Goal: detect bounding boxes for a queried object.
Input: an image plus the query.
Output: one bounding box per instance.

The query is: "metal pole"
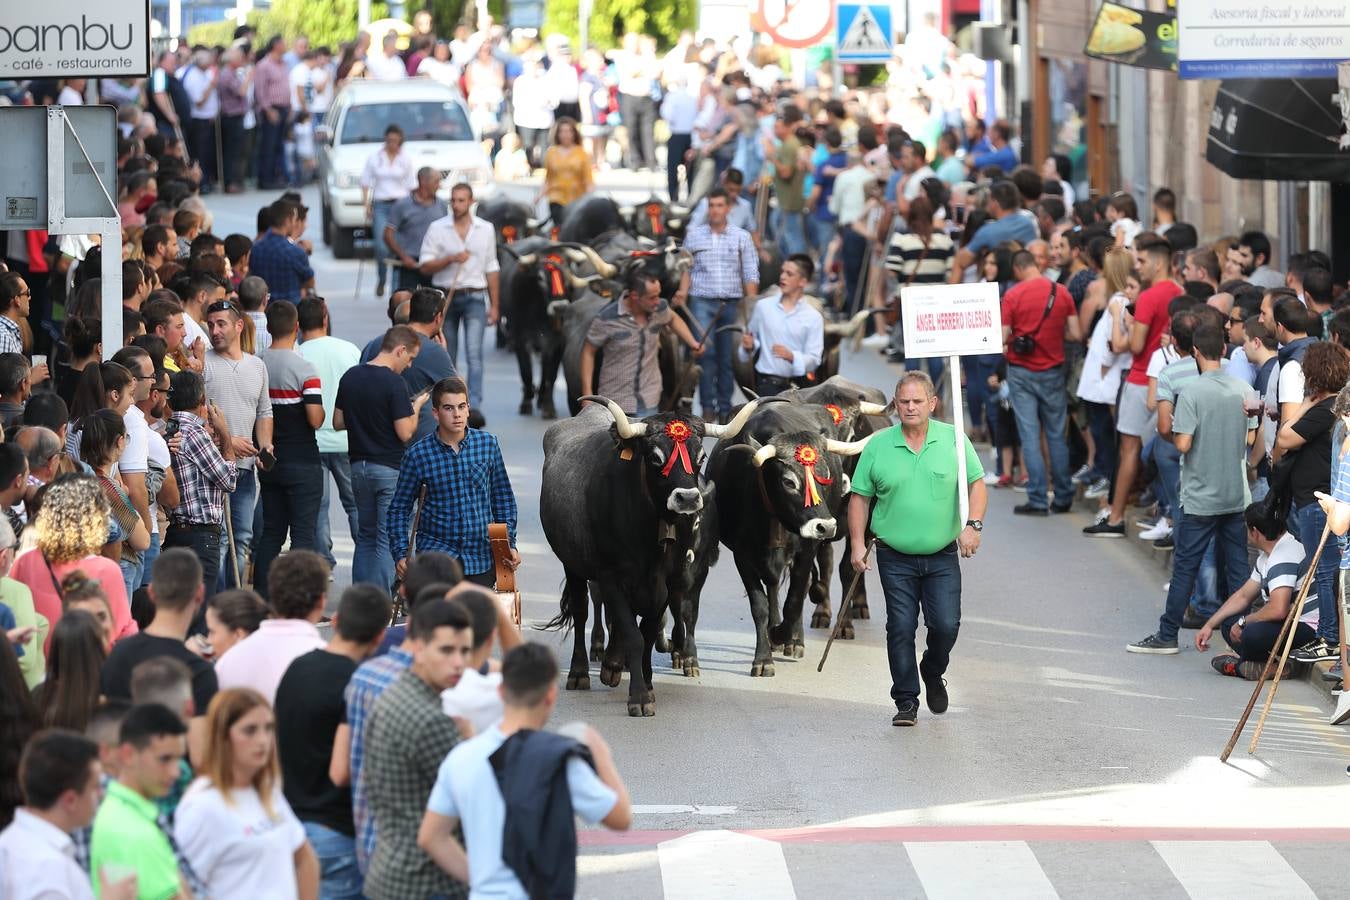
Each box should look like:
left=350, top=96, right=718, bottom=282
left=100, top=227, right=123, bottom=358
left=952, top=354, right=968, bottom=525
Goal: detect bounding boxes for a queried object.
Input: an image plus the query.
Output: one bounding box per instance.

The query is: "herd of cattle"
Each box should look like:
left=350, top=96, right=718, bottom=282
left=480, top=189, right=892, bottom=718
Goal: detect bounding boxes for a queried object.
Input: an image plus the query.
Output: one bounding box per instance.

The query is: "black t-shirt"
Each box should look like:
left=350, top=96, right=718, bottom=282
left=1290, top=397, right=1336, bottom=507
left=274, top=649, right=356, bottom=835
left=101, top=633, right=218, bottom=716
left=335, top=363, right=414, bottom=468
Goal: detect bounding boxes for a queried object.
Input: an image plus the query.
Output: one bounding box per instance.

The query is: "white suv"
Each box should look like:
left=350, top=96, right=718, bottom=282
left=317, top=79, right=493, bottom=259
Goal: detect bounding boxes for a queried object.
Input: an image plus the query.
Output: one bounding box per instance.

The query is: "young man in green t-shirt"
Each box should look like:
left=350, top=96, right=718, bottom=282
left=763, top=103, right=808, bottom=257
left=90, top=704, right=190, bottom=900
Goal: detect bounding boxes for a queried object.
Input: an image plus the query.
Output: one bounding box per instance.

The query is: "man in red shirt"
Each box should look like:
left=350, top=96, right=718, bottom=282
left=1002, top=251, right=1082, bottom=514
left=1084, top=233, right=1180, bottom=537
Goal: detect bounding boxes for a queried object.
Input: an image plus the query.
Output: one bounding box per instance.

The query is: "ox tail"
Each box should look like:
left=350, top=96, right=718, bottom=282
left=541, top=575, right=585, bottom=632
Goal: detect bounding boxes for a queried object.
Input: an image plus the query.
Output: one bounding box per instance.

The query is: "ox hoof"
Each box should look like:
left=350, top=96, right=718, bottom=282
left=789, top=641, right=806, bottom=657
left=683, top=662, right=700, bottom=678
left=627, top=702, right=657, bottom=717
left=655, top=633, right=671, bottom=654
left=565, top=674, right=591, bottom=691
left=838, top=624, right=855, bottom=641
left=856, top=604, right=871, bottom=621
left=810, top=609, right=832, bottom=629
left=518, top=399, right=534, bottom=415
left=670, top=650, right=683, bottom=669
left=599, top=664, right=623, bottom=688
left=540, top=401, right=557, bottom=420
left=750, top=661, right=776, bottom=677
left=589, top=645, right=604, bottom=662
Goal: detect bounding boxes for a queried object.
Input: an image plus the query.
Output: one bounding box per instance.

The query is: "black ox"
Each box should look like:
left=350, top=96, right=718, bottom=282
left=541, top=399, right=762, bottom=716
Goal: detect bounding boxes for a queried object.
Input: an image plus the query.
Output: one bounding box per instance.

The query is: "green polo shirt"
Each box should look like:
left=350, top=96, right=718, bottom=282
left=851, top=420, right=984, bottom=555
left=90, top=781, right=180, bottom=900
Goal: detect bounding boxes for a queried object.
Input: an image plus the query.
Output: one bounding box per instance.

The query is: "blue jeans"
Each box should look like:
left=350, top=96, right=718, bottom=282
left=303, top=821, right=364, bottom=900
left=1189, top=538, right=1219, bottom=618
left=690, top=297, right=738, bottom=418
left=255, top=460, right=324, bottom=599
left=138, top=532, right=161, bottom=590
left=1158, top=509, right=1250, bottom=641
left=906, top=356, right=945, bottom=386
left=317, top=453, right=359, bottom=569
left=163, top=525, right=222, bottom=602
left=1005, top=365, right=1073, bottom=509
left=444, top=290, right=487, bottom=409
left=1295, top=501, right=1341, bottom=643
left=351, top=461, right=400, bottom=592
left=1151, top=436, right=1182, bottom=520
left=840, top=228, right=868, bottom=314
left=962, top=355, right=1000, bottom=431
left=371, top=200, right=396, bottom=288
left=806, top=216, right=835, bottom=259
left=218, top=468, right=256, bottom=591
left=118, top=556, right=143, bottom=602
left=876, top=542, right=962, bottom=708
left=256, top=105, right=289, bottom=185
left=774, top=209, right=807, bottom=257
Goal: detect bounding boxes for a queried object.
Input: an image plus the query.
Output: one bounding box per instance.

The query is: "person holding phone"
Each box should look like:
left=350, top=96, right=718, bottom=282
left=254, top=301, right=325, bottom=600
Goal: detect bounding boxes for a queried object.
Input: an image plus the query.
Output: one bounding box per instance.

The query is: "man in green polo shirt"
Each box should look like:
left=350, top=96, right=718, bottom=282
left=90, top=704, right=189, bottom=900
left=849, top=371, right=987, bottom=727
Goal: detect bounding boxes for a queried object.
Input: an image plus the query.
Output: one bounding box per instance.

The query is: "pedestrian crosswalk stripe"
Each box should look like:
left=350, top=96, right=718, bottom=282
left=657, top=830, right=796, bottom=900
left=1152, top=840, right=1317, bottom=899
left=903, top=841, right=1059, bottom=899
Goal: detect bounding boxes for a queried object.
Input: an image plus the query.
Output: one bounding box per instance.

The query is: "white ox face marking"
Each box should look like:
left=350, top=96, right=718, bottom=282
left=841, top=472, right=851, bottom=495
left=799, top=517, right=837, bottom=540
left=667, top=487, right=704, bottom=514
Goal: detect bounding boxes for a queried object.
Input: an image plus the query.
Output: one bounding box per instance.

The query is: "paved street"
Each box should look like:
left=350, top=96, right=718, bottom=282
left=207, top=183, right=1350, bottom=899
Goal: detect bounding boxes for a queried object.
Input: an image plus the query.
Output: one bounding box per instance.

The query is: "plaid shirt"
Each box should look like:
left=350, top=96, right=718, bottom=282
left=168, top=411, right=238, bottom=526
left=363, top=669, right=467, bottom=900
left=0, top=316, right=21, bottom=355
left=684, top=222, right=759, bottom=299
left=345, top=646, right=413, bottom=875
left=72, top=773, right=209, bottom=897
left=248, top=231, right=314, bottom=302
left=387, top=429, right=517, bottom=576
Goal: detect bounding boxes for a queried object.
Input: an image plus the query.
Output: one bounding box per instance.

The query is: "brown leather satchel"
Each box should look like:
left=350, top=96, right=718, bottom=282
left=489, top=523, right=522, bottom=630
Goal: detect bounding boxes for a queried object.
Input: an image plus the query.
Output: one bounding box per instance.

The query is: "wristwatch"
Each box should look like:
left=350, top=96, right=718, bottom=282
left=966, top=519, right=984, bottom=532
left=1237, top=615, right=1247, bottom=629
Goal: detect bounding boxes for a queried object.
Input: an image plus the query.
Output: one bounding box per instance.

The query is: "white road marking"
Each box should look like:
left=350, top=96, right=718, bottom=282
left=657, top=830, right=795, bottom=900
left=632, top=804, right=737, bottom=815
left=905, top=841, right=1058, bottom=899
left=1152, top=841, right=1316, bottom=899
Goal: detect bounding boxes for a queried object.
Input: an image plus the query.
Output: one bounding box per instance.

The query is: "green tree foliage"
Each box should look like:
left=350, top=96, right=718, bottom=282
left=543, top=0, right=694, bottom=51
left=187, top=0, right=390, bottom=52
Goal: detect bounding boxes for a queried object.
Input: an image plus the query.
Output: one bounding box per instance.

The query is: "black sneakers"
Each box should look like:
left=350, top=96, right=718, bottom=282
left=1290, top=638, right=1339, bottom=663
left=1013, top=503, right=1048, bottom=516
left=921, top=664, right=949, bottom=714
left=892, top=701, right=918, bottom=726
left=1083, top=519, right=1126, bottom=537
left=1126, top=633, right=1179, bottom=654
left=1180, top=607, right=1207, bottom=630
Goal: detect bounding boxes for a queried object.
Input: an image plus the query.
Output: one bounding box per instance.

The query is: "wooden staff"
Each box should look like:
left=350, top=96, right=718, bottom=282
left=818, top=538, right=876, bottom=672
left=391, top=483, right=429, bottom=621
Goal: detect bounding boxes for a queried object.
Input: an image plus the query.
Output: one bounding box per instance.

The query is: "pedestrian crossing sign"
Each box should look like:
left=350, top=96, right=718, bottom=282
left=836, top=3, right=893, bottom=63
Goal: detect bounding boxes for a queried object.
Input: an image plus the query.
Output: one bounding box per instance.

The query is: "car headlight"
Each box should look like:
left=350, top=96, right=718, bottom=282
left=334, top=171, right=361, bottom=189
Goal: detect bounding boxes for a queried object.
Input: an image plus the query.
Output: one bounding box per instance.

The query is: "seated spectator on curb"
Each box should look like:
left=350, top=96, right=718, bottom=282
left=1196, top=503, right=1311, bottom=680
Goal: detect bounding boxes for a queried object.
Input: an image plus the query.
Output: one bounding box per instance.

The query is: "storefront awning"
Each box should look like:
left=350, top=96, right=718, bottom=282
left=1206, top=78, right=1350, bottom=182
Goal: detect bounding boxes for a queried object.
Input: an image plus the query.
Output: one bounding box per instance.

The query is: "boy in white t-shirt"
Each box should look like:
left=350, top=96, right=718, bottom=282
left=420, top=644, right=631, bottom=899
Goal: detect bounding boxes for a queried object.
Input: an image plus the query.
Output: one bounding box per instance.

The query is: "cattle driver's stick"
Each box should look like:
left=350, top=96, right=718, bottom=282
left=818, top=537, right=877, bottom=672
left=1220, top=518, right=1330, bottom=761
left=222, top=493, right=242, bottom=590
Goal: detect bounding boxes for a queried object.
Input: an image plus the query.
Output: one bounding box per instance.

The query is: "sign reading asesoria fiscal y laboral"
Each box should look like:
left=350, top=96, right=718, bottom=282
left=0, top=0, right=151, bottom=79
left=899, top=282, right=1002, bottom=360
left=1178, top=1, right=1350, bottom=79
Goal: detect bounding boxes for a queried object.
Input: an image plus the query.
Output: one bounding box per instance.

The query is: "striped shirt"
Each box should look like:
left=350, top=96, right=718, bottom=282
left=1249, top=532, right=1304, bottom=613
left=885, top=231, right=955, bottom=284
left=259, top=347, right=323, bottom=463
left=203, top=350, right=272, bottom=470
left=684, top=223, right=758, bottom=299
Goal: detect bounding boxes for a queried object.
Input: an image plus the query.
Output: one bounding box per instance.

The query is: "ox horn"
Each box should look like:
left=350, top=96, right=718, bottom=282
left=514, top=252, right=538, bottom=266
left=705, top=398, right=762, bottom=440
left=561, top=246, right=617, bottom=279
left=823, top=309, right=871, bottom=336
left=752, top=443, right=778, bottom=467
left=579, top=395, right=648, bottom=440
left=857, top=400, right=890, bottom=416
left=825, top=433, right=877, bottom=456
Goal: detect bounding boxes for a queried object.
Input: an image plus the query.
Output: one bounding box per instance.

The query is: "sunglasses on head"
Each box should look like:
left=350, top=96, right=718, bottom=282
left=207, top=300, right=237, bottom=315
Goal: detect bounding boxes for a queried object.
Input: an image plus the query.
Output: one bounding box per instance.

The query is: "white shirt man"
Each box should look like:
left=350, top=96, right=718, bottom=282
left=737, top=256, right=824, bottom=394
left=419, top=211, right=501, bottom=293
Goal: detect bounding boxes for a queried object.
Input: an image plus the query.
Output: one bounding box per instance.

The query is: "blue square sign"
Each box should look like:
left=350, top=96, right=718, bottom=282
left=837, top=3, right=893, bottom=64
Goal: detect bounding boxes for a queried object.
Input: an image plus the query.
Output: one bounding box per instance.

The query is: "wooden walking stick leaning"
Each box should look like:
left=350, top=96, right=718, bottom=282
left=391, top=484, right=428, bottom=621
left=818, top=538, right=876, bottom=672
left=1220, top=519, right=1330, bottom=761
left=222, top=496, right=242, bottom=590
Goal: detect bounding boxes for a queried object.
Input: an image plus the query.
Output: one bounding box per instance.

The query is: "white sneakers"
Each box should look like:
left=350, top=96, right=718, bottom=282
left=1139, top=519, right=1173, bottom=542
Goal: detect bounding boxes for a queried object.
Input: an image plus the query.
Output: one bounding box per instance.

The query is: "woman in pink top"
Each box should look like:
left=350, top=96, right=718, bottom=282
left=13, top=473, right=136, bottom=656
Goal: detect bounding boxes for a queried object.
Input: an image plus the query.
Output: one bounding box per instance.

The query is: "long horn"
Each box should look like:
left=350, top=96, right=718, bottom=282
left=513, top=252, right=538, bottom=266
left=857, top=400, right=890, bottom=416
left=579, top=395, right=647, bottom=440
left=823, top=309, right=871, bottom=336
left=752, top=443, right=778, bottom=466
left=563, top=245, right=617, bottom=278
left=705, top=398, right=762, bottom=439
left=826, top=433, right=877, bottom=457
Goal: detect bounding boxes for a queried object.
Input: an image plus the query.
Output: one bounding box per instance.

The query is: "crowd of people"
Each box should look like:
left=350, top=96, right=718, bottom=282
left=0, top=9, right=1347, bottom=895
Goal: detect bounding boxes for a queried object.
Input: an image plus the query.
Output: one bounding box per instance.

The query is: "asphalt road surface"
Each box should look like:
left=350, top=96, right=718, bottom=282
left=208, top=180, right=1350, bottom=899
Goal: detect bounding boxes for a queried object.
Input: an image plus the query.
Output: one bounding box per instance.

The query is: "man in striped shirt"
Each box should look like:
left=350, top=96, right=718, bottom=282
left=255, top=300, right=325, bottom=599
left=676, top=188, right=759, bottom=425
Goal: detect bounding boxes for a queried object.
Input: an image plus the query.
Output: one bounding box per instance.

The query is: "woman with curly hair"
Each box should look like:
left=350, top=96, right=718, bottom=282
left=31, top=609, right=105, bottom=732
left=12, top=473, right=136, bottom=657
left=175, top=689, right=318, bottom=899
